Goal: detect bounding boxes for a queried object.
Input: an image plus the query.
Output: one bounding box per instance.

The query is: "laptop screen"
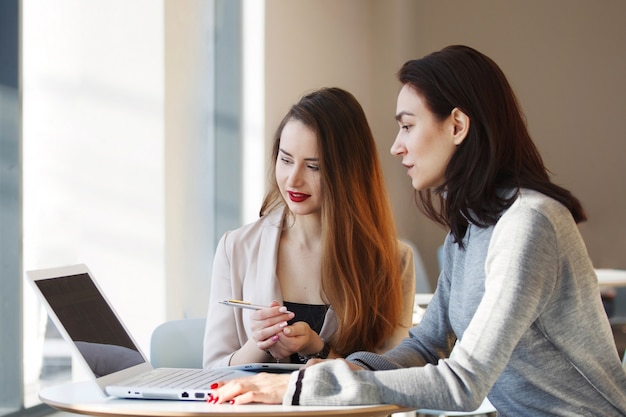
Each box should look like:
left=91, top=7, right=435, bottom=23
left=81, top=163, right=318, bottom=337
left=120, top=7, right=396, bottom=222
left=34, top=272, right=145, bottom=377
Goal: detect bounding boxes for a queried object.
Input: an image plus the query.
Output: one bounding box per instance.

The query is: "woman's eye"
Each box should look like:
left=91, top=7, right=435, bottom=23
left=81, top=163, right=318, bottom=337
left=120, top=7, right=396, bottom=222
left=307, top=164, right=320, bottom=171
left=401, top=125, right=411, bottom=132
left=280, top=157, right=292, bottom=165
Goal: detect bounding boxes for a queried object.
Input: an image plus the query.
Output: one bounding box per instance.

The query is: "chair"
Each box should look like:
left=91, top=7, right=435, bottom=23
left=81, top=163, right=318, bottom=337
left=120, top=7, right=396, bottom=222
left=608, top=286, right=626, bottom=361
left=402, top=239, right=432, bottom=293
left=150, top=317, right=206, bottom=368
left=437, top=244, right=445, bottom=273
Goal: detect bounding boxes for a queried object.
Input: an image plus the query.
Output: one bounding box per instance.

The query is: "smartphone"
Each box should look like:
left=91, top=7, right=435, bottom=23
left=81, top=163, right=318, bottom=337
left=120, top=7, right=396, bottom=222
left=218, top=299, right=267, bottom=310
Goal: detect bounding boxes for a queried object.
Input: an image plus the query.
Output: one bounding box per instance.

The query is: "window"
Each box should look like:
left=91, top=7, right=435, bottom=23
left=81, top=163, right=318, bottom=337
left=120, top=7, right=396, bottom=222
left=1, top=0, right=251, bottom=414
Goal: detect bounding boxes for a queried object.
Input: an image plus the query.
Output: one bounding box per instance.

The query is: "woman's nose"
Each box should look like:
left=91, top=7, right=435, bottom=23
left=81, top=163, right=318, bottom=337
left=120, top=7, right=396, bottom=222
left=287, top=165, right=304, bottom=186
left=390, top=135, right=404, bottom=156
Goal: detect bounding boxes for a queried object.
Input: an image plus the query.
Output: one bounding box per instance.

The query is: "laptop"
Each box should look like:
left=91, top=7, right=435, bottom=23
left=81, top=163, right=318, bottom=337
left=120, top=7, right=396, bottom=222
left=26, top=264, right=299, bottom=401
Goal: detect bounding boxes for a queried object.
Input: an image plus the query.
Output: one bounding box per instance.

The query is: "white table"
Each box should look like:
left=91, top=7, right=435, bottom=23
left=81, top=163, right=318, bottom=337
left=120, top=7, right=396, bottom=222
left=413, top=293, right=434, bottom=325
left=596, top=269, right=626, bottom=288
left=40, top=380, right=409, bottom=417
left=414, top=293, right=434, bottom=306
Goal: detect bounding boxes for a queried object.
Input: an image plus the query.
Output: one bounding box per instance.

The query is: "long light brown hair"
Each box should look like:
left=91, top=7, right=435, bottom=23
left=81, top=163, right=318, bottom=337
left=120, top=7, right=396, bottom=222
left=260, top=87, right=403, bottom=355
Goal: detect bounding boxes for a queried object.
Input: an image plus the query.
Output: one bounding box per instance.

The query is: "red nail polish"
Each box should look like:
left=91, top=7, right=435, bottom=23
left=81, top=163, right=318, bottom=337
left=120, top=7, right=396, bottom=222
left=229, top=399, right=235, bottom=405
left=210, top=383, right=219, bottom=389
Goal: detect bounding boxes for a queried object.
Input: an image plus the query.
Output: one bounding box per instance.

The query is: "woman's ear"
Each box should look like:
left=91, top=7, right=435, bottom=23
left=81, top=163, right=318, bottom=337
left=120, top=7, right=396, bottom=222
left=450, top=108, right=470, bottom=145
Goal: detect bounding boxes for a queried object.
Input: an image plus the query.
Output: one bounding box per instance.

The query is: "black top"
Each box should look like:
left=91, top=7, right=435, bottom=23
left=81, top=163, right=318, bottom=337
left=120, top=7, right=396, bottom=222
left=283, top=301, right=329, bottom=364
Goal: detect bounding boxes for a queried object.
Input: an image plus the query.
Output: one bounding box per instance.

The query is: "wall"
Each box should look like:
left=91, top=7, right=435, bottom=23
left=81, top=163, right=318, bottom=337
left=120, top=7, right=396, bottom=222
left=265, top=0, right=626, bottom=287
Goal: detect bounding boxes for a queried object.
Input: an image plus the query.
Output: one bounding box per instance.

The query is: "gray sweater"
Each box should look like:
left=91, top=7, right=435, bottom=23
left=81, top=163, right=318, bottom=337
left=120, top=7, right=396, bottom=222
left=283, top=189, right=626, bottom=416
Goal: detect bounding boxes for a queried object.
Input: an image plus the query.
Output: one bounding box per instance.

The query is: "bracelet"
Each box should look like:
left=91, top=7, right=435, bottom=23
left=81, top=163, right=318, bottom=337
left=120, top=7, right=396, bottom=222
left=298, top=340, right=330, bottom=362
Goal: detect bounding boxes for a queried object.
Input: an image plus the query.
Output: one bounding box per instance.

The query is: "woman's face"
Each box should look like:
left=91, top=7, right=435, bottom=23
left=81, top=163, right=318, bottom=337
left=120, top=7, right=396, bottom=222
left=391, top=84, right=459, bottom=191
left=275, top=119, right=322, bottom=216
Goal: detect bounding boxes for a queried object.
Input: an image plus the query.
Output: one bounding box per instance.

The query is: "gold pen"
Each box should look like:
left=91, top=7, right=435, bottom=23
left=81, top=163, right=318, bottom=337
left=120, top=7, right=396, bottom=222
left=218, top=299, right=267, bottom=310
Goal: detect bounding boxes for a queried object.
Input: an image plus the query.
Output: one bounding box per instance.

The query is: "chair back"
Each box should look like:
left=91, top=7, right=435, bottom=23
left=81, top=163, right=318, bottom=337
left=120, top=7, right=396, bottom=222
left=150, top=318, right=206, bottom=368
left=401, top=239, right=431, bottom=293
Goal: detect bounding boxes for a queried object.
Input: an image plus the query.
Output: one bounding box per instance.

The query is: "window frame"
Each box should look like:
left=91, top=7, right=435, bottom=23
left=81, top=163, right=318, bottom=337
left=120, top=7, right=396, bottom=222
left=0, top=0, right=24, bottom=415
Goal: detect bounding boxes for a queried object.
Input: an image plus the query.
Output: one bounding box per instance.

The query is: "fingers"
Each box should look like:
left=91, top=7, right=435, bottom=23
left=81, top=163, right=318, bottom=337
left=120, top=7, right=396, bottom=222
left=281, top=321, right=306, bottom=337
left=207, top=374, right=289, bottom=405
left=279, top=322, right=319, bottom=353
left=254, top=320, right=290, bottom=349
left=211, top=388, right=269, bottom=405
left=227, top=391, right=258, bottom=404
left=249, top=303, right=295, bottom=347
left=251, top=303, right=294, bottom=322
left=207, top=379, right=250, bottom=405
left=282, top=321, right=315, bottom=339
left=264, top=343, right=291, bottom=361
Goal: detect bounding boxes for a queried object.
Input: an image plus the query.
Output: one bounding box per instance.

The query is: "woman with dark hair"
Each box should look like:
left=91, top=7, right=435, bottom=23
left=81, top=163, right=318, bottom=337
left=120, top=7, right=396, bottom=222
left=207, top=46, right=626, bottom=416
left=203, top=87, right=415, bottom=369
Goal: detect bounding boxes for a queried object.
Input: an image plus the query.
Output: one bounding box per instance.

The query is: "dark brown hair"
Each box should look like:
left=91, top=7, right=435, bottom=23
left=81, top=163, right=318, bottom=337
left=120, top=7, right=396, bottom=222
left=398, top=45, right=586, bottom=246
left=261, top=87, right=404, bottom=355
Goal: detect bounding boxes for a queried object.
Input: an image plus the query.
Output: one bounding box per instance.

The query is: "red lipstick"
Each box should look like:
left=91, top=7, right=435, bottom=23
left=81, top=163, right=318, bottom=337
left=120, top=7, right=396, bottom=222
left=288, top=191, right=310, bottom=203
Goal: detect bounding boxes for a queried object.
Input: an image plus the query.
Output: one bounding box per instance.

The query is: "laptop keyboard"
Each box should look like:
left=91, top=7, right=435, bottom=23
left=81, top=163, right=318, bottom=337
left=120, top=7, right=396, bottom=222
left=125, top=368, right=235, bottom=389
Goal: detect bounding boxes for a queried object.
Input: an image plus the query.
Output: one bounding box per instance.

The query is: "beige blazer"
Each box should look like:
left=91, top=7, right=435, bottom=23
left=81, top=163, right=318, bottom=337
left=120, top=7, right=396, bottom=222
left=202, top=208, right=415, bottom=369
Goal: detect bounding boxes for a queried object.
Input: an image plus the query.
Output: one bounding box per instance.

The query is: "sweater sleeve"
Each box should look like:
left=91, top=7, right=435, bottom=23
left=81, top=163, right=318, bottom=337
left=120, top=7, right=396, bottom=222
left=284, top=203, right=562, bottom=411
left=283, top=361, right=383, bottom=406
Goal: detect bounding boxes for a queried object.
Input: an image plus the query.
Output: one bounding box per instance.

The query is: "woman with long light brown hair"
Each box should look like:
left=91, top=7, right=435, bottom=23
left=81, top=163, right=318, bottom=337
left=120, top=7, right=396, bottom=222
left=203, top=87, right=415, bottom=368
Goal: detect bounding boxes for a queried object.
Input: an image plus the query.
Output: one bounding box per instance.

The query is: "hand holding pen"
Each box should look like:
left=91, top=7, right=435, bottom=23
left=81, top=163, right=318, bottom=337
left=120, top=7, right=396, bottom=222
left=220, top=299, right=295, bottom=359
